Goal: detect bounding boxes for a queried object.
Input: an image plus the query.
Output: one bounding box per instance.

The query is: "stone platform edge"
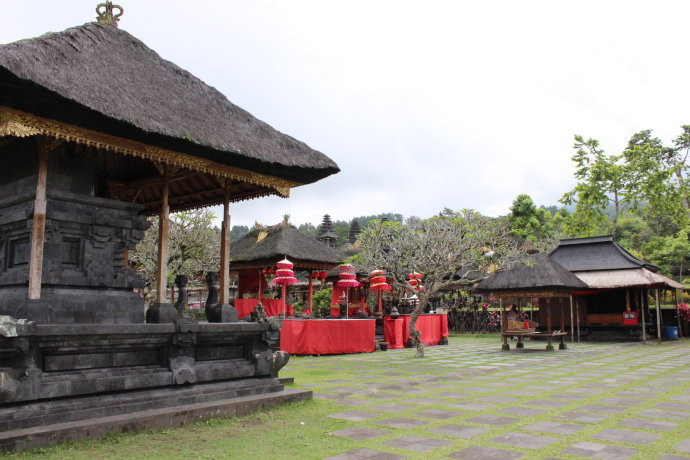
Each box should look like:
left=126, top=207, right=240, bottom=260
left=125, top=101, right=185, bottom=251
left=0, top=387, right=312, bottom=452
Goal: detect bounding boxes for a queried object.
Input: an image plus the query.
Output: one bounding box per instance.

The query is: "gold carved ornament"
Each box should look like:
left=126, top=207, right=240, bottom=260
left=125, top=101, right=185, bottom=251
left=0, top=107, right=298, bottom=198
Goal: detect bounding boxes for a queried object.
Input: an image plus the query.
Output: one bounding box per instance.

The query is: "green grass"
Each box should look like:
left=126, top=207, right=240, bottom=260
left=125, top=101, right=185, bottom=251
left=5, top=336, right=690, bottom=459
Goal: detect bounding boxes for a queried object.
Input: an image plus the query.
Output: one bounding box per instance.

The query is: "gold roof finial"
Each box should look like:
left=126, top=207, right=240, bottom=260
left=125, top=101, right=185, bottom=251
left=96, top=2, right=124, bottom=27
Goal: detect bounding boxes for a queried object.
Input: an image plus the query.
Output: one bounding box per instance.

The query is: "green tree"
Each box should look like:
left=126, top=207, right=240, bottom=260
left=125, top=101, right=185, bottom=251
left=643, top=227, right=690, bottom=281
left=507, top=194, right=556, bottom=245
left=561, top=135, right=630, bottom=237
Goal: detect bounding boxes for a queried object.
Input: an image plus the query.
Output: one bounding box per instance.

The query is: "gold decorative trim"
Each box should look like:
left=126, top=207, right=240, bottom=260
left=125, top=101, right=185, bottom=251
left=0, top=107, right=298, bottom=197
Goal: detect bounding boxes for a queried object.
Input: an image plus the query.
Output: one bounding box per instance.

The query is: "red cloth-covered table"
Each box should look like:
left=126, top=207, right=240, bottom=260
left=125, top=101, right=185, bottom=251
left=384, top=314, right=449, bottom=349
left=280, top=319, right=375, bottom=355
left=234, top=299, right=293, bottom=318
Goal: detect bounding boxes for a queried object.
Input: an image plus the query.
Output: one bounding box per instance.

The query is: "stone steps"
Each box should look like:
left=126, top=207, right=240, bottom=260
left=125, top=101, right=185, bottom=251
left=0, top=387, right=312, bottom=452
left=0, top=377, right=284, bottom=432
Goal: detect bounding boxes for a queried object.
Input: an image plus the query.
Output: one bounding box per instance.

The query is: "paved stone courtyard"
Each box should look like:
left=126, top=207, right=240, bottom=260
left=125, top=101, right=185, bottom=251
left=284, top=336, right=690, bottom=459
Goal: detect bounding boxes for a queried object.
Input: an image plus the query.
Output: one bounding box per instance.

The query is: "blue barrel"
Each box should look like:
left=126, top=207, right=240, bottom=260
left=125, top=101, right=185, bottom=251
left=663, top=326, right=679, bottom=340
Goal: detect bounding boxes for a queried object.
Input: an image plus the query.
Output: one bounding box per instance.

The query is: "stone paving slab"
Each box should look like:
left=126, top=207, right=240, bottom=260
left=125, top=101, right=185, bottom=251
left=492, top=431, right=558, bottom=449
left=562, top=441, right=639, bottom=459
left=657, top=401, right=690, bottom=411
left=639, top=409, right=689, bottom=420
left=383, top=434, right=452, bottom=452
left=415, top=409, right=462, bottom=419
left=324, top=448, right=406, bottom=460
left=329, top=427, right=391, bottom=440
left=677, top=439, right=690, bottom=453
left=327, top=410, right=379, bottom=422
left=368, top=403, right=412, bottom=413
left=619, top=418, right=677, bottom=431
left=447, top=445, right=524, bottom=459
left=525, top=421, right=584, bottom=435
left=426, top=424, right=487, bottom=439
left=448, top=402, right=496, bottom=411
left=525, top=399, right=571, bottom=408
left=498, top=406, right=548, bottom=417
left=377, top=417, right=430, bottom=429
left=468, top=414, right=519, bottom=425
left=593, top=428, right=659, bottom=445
left=578, top=404, right=626, bottom=413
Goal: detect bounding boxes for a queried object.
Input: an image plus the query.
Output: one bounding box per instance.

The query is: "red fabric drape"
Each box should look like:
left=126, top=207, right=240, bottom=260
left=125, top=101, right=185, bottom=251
left=234, top=299, right=293, bottom=318
left=383, top=314, right=448, bottom=348
left=238, top=269, right=262, bottom=299
left=280, top=319, right=375, bottom=355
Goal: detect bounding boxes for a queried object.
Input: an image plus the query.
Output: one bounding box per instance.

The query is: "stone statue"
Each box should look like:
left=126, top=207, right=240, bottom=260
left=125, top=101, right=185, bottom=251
left=174, top=275, right=188, bottom=318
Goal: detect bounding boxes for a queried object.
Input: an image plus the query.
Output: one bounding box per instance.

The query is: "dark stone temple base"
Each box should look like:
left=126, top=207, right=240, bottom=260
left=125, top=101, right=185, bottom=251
left=0, top=384, right=311, bottom=451
left=0, top=320, right=296, bottom=450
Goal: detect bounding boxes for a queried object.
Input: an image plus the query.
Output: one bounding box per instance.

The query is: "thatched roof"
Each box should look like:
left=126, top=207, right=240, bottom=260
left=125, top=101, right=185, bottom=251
left=478, top=252, right=587, bottom=292
left=550, top=236, right=658, bottom=272
left=574, top=268, right=683, bottom=290
left=0, top=22, right=339, bottom=186
left=231, top=222, right=343, bottom=270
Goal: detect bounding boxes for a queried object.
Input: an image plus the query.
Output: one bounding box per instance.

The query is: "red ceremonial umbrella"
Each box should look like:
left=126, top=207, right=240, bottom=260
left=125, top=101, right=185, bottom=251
left=272, top=258, right=297, bottom=318
left=337, top=264, right=360, bottom=318
left=369, top=269, right=391, bottom=314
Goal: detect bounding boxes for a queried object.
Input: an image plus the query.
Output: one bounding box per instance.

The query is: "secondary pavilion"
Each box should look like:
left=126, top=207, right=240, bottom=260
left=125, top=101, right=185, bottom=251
left=0, top=4, right=338, bottom=448
left=478, top=250, right=587, bottom=351
left=550, top=236, right=684, bottom=342
left=231, top=218, right=343, bottom=318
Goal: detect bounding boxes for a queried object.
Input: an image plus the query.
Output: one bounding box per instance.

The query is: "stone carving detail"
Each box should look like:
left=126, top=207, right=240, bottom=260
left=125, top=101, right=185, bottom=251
left=0, top=316, right=35, bottom=337
left=204, top=272, right=220, bottom=321
left=170, top=356, right=197, bottom=385
left=272, top=350, right=289, bottom=377
left=250, top=302, right=268, bottom=323
left=252, top=350, right=288, bottom=377
left=174, top=275, right=188, bottom=317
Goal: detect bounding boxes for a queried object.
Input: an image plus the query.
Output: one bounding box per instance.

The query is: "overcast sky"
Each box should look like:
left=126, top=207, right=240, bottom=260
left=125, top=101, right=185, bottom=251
left=3, top=1, right=689, bottom=228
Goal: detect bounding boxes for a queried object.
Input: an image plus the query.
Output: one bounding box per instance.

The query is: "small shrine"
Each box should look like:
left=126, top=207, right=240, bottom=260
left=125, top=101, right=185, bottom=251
left=0, top=3, right=338, bottom=449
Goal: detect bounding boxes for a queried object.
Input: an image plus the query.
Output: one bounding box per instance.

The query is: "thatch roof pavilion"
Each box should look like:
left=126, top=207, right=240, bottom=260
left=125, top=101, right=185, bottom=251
left=479, top=251, right=587, bottom=349
left=479, top=252, right=587, bottom=294
left=231, top=219, right=343, bottom=315
left=231, top=220, right=343, bottom=271
left=0, top=7, right=339, bottom=315
left=550, top=236, right=683, bottom=342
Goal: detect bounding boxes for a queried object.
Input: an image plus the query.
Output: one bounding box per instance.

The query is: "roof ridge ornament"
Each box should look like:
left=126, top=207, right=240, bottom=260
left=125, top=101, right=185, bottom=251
left=96, top=2, right=124, bottom=27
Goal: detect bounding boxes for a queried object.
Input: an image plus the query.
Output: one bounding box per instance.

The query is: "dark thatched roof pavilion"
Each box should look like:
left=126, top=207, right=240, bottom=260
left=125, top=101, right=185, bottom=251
left=0, top=8, right=339, bottom=309
left=0, top=22, right=339, bottom=213
left=478, top=252, right=587, bottom=296
left=479, top=252, right=587, bottom=348
left=231, top=221, right=344, bottom=270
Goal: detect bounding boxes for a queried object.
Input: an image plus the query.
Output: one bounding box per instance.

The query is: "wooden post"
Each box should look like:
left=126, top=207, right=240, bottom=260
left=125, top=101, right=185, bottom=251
left=655, top=288, right=662, bottom=343
left=560, top=299, right=565, bottom=333
left=155, top=170, right=170, bottom=304
left=281, top=284, right=287, bottom=319
left=500, top=298, right=505, bottom=333
left=575, top=297, right=580, bottom=343
left=258, top=270, right=263, bottom=300
left=676, top=289, right=683, bottom=339
left=546, top=298, right=552, bottom=334
left=569, top=295, right=574, bottom=342
left=641, top=289, right=647, bottom=342
left=27, top=141, right=53, bottom=300
left=308, top=270, right=313, bottom=311
left=219, top=185, right=231, bottom=304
